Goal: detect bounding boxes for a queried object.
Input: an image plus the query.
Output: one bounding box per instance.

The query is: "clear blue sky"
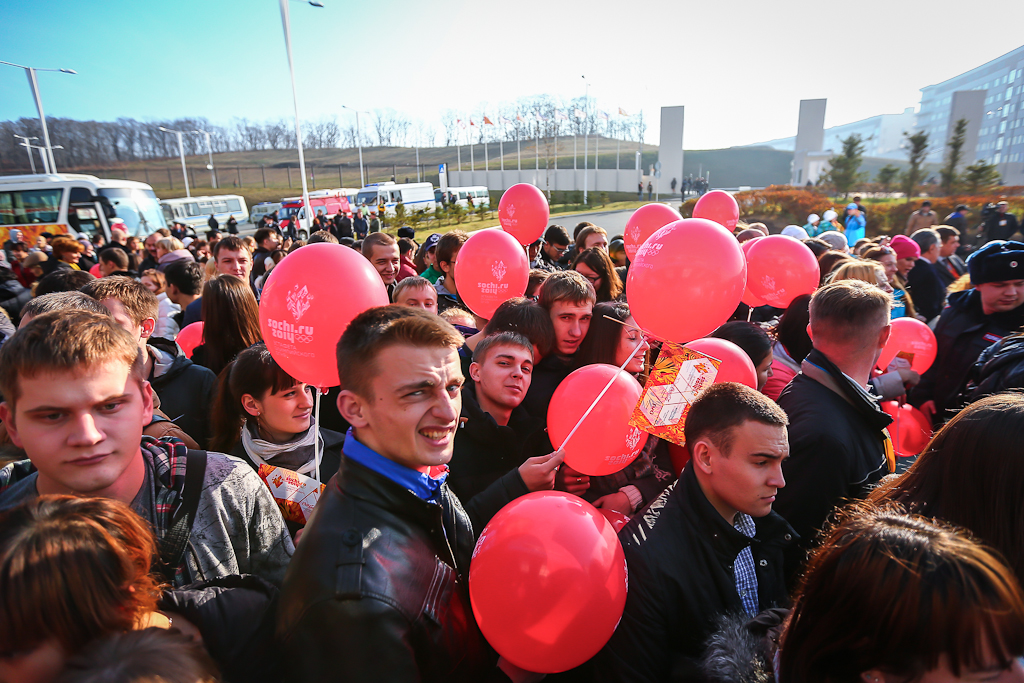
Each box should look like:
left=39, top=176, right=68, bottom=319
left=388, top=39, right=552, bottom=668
left=3, top=0, right=1024, bottom=149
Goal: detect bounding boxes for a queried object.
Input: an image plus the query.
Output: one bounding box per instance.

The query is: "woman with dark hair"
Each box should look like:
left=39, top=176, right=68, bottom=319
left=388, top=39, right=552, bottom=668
left=762, top=294, right=812, bottom=401
left=567, top=301, right=675, bottom=515
left=0, top=496, right=169, bottom=683
left=776, top=505, right=1024, bottom=683
left=210, top=343, right=343, bottom=534
left=708, top=321, right=773, bottom=391
left=190, top=275, right=262, bottom=376
left=869, top=393, right=1024, bottom=584
left=572, top=247, right=623, bottom=303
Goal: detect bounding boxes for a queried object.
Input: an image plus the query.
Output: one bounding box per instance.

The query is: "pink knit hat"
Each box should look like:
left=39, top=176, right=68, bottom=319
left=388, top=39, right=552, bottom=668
left=890, top=235, right=921, bottom=260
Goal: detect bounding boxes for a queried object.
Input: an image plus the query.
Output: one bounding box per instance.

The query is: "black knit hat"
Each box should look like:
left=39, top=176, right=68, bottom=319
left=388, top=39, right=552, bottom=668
left=967, top=240, right=1024, bottom=284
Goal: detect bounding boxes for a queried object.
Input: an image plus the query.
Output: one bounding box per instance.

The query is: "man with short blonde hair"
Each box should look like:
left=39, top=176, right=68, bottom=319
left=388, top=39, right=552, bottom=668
left=774, top=280, right=894, bottom=555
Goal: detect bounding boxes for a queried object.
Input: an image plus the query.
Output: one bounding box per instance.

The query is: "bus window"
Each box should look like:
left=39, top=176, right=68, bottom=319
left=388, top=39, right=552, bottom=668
left=0, top=188, right=63, bottom=225
left=227, top=198, right=241, bottom=212
left=187, top=203, right=200, bottom=216
left=69, top=187, right=93, bottom=204
left=162, top=205, right=174, bottom=224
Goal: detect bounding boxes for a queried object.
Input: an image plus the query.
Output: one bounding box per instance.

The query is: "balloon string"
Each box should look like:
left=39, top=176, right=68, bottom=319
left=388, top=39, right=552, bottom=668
left=747, top=306, right=753, bottom=322
left=313, top=387, right=322, bottom=486
left=559, top=337, right=646, bottom=452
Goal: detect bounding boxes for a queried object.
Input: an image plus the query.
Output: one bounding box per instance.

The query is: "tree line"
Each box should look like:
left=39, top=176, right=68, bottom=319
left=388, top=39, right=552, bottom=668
left=823, top=119, right=1004, bottom=199
left=0, top=94, right=647, bottom=171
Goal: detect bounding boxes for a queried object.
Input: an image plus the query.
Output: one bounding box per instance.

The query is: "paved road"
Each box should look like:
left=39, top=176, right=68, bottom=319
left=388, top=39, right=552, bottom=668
left=543, top=209, right=635, bottom=236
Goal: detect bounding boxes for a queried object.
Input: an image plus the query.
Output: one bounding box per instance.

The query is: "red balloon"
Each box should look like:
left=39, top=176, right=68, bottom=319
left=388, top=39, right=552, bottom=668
left=746, top=235, right=819, bottom=308
left=667, top=442, right=691, bottom=476
left=176, top=322, right=203, bottom=359
left=692, top=190, right=740, bottom=231
left=880, top=402, right=933, bottom=457
left=547, top=364, right=645, bottom=476
left=685, top=337, right=758, bottom=389
left=470, top=491, right=628, bottom=673
left=740, top=237, right=767, bottom=307
left=627, top=218, right=747, bottom=343
left=598, top=507, right=630, bottom=532
left=454, top=228, right=529, bottom=319
left=499, top=183, right=549, bottom=245
left=877, top=318, right=938, bottom=374
left=624, top=203, right=682, bottom=261
left=260, top=243, right=390, bottom=388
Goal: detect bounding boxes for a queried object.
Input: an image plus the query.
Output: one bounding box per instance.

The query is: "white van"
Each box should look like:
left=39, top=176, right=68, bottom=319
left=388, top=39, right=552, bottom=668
left=436, top=186, right=491, bottom=209
left=249, top=202, right=283, bottom=224
left=354, top=182, right=436, bottom=217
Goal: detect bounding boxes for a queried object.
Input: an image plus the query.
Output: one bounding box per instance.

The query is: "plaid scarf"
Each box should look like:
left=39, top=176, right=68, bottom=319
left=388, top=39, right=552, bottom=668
left=140, top=436, right=191, bottom=582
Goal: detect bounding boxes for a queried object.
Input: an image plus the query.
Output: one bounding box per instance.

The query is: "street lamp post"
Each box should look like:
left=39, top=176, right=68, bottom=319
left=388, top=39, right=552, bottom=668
left=582, top=76, right=590, bottom=205
left=0, top=61, right=76, bottom=173
left=13, top=134, right=39, bottom=173
left=20, top=142, right=63, bottom=174
left=193, top=129, right=216, bottom=188
left=342, top=106, right=367, bottom=187
left=158, top=127, right=191, bottom=198
left=280, top=0, right=325, bottom=236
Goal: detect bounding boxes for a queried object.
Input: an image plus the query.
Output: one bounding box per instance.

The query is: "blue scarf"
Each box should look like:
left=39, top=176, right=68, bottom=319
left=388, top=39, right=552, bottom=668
left=343, top=429, right=446, bottom=503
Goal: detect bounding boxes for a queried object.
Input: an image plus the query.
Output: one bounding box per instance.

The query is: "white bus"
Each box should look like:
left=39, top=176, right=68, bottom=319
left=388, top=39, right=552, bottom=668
left=160, top=194, right=249, bottom=230
left=0, top=173, right=167, bottom=244
left=249, top=202, right=282, bottom=224
left=354, top=182, right=436, bottom=217
left=436, top=185, right=491, bottom=209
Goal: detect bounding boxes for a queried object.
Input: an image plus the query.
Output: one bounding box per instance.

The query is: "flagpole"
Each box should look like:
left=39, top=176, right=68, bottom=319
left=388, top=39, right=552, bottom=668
left=470, top=128, right=474, bottom=172
left=517, top=125, right=521, bottom=171
left=485, top=137, right=488, bottom=171
left=554, top=126, right=558, bottom=171
left=500, top=136, right=504, bottom=172
left=535, top=120, right=539, bottom=171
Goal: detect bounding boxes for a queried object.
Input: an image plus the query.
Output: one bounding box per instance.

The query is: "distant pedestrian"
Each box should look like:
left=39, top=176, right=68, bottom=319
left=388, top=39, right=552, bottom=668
left=647, top=182, right=653, bottom=200
left=944, top=204, right=969, bottom=233
left=906, top=200, right=938, bottom=235
left=208, top=213, right=219, bottom=232
left=638, top=181, right=643, bottom=200
left=226, top=215, right=238, bottom=234
left=368, top=212, right=381, bottom=234
left=671, top=177, right=677, bottom=193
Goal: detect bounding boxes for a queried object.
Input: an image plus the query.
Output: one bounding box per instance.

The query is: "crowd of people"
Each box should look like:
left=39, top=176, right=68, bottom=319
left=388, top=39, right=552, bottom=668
left=2, top=193, right=1024, bottom=683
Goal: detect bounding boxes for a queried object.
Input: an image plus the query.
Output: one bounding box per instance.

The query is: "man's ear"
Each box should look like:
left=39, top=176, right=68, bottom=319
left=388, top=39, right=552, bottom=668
left=691, top=439, right=714, bottom=476
left=439, top=260, right=452, bottom=276
left=140, top=317, right=156, bottom=341
left=140, top=381, right=154, bottom=426
left=468, top=361, right=482, bottom=383
left=878, top=323, right=892, bottom=350
left=337, top=390, right=369, bottom=428
left=0, top=402, right=22, bottom=448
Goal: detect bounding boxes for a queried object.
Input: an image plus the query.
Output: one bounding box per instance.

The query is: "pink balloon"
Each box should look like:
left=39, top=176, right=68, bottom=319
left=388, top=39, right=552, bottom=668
left=627, top=218, right=747, bottom=343
left=877, top=318, right=938, bottom=374
left=881, top=401, right=933, bottom=457
left=499, top=183, right=549, bottom=245
left=454, top=228, right=529, bottom=319
left=598, top=506, right=630, bottom=532
left=470, top=491, right=628, bottom=673
left=685, top=337, right=758, bottom=389
left=692, top=190, right=740, bottom=231
left=547, top=364, right=645, bottom=476
left=89, top=263, right=102, bottom=277
left=624, top=203, right=682, bottom=261
left=176, top=322, right=203, bottom=359
left=740, top=237, right=767, bottom=307
left=259, top=243, right=390, bottom=388
left=746, top=235, right=819, bottom=308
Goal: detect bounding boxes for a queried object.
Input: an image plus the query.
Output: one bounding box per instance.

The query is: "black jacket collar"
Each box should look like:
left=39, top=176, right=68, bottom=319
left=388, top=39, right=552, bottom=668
left=677, top=463, right=796, bottom=563
left=801, top=348, right=892, bottom=433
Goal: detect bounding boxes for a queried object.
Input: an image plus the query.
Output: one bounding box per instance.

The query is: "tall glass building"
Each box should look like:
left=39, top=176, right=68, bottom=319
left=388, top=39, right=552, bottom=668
left=916, top=45, right=1024, bottom=185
